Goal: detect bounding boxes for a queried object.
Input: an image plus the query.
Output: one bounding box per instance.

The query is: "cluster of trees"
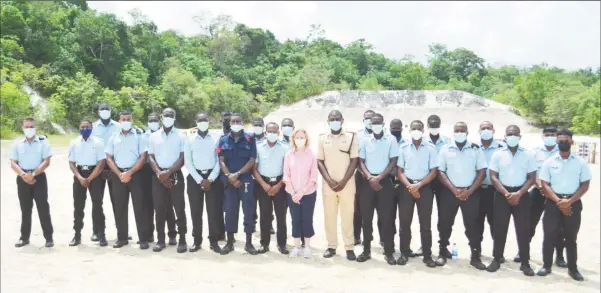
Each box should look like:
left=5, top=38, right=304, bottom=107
left=1, top=1, right=599, bottom=137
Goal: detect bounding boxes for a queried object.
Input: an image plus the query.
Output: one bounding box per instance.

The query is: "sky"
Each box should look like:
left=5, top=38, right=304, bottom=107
left=88, top=1, right=600, bottom=70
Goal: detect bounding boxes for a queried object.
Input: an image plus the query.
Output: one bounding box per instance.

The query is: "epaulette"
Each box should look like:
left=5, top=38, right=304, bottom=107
left=134, top=128, right=143, bottom=134
left=471, top=143, right=480, bottom=149
left=38, top=135, right=47, bottom=140
left=399, top=140, right=410, bottom=148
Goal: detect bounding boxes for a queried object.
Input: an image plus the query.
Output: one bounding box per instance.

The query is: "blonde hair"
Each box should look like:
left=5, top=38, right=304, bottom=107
left=290, top=129, right=310, bottom=149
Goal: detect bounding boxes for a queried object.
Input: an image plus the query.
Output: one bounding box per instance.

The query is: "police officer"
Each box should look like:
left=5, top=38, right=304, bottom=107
left=213, top=111, right=232, bottom=242
left=91, top=102, right=125, bottom=241
left=184, top=112, right=222, bottom=253
left=105, top=110, right=150, bottom=249
left=68, top=119, right=107, bottom=247
left=436, top=122, right=487, bottom=269
left=143, top=113, right=178, bottom=246
left=477, top=121, right=506, bottom=262
left=254, top=122, right=290, bottom=254
left=356, top=113, right=398, bottom=265
left=487, top=125, right=537, bottom=276
left=519, top=126, right=566, bottom=266
left=387, top=119, right=404, bottom=253
left=10, top=118, right=54, bottom=248
left=354, top=110, right=375, bottom=245
left=250, top=117, right=275, bottom=235
left=537, top=128, right=591, bottom=281
left=396, top=120, right=438, bottom=267
left=218, top=113, right=259, bottom=255
left=423, top=114, right=450, bottom=258
left=148, top=108, right=188, bottom=253
left=317, top=110, right=358, bottom=261
left=281, top=118, right=295, bottom=144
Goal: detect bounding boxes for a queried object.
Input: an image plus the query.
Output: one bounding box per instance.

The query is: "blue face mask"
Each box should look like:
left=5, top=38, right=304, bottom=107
left=479, top=129, right=493, bottom=141
left=329, top=121, right=342, bottom=132
left=543, top=136, right=556, bottom=147
left=505, top=135, right=520, bottom=147
left=266, top=133, right=278, bottom=143
left=80, top=128, right=92, bottom=139
left=454, top=132, right=467, bottom=143
left=372, top=124, right=384, bottom=135
left=120, top=121, right=132, bottom=131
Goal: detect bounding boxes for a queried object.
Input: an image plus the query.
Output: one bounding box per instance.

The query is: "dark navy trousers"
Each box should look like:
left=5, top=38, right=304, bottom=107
left=223, top=180, right=256, bottom=234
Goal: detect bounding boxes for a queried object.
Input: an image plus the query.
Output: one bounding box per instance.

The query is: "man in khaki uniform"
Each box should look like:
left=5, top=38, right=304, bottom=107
left=317, top=110, right=359, bottom=261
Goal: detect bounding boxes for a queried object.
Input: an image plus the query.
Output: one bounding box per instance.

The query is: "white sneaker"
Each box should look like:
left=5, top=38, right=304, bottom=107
left=303, top=247, right=312, bottom=258
left=290, top=247, right=302, bottom=258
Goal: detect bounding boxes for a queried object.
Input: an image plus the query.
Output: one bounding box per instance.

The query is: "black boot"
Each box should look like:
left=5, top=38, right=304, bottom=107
left=220, top=233, right=235, bottom=255
left=244, top=233, right=258, bottom=255
left=555, top=246, right=567, bottom=268
left=470, top=248, right=486, bottom=270
left=435, top=247, right=449, bottom=266
left=69, top=233, right=82, bottom=247
left=177, top=237, right=187, bottom=253
left=357, top=243, right=371, bottom=262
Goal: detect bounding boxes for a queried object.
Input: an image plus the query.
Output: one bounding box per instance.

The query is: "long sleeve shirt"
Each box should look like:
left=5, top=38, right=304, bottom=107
left=283, top=147, right=318, bottom=196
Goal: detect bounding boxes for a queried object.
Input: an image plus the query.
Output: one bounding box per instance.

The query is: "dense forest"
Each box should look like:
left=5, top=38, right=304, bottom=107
left=1, top=1, right=599, bottom=138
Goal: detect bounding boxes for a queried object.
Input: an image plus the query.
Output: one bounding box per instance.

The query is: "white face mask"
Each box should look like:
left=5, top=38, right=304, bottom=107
left=148, top=122, right=160, bottom=132
left=329, top=121, right=342, bottom=132
left=282, top=126, right=294, bottom=136
left=197, top=121, right=209, bottom=132
left=454, top=132, right=467, bottom=143
left=230, top=124, right=243, bottom=133
left=372, top=124, right=384, bottom=135
left=266, top=133, right=279, bottom=143
left=429, top=128, right=440, bottom=136
left=410, top=130, right=424, bottom=141
left=363, top=119, right=372, bottom=130
left=162, top=117, right=175, bottom=128
left=295, top=138, right=306, bottom=148
left=120, top=121, right=132, bottom=131
left=23, top=128, right=36, bottom=138
left=253, top=126, right=264, bottom=136
left=99, top=110, right=111, bottom=120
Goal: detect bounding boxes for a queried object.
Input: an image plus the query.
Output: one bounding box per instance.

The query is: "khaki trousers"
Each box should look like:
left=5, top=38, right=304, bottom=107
left=323, top=182, right=356, bottom=251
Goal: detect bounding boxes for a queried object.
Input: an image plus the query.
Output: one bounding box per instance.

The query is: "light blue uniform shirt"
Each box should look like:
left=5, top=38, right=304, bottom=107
left=489, top=146, right=538, bottom=187
left=359, top=134, right=399, bottom=175
left=256, top=141, right=289, bottom=177
left=9, top=136, right=52, bottom=170
left=148, top=128, right=186, bottom=169
left=539, top=153, right=592, bottom=195
left=184, top=132, right=220, bottom=183
left=397, top=140, right=438, bottom=180
left=68, top=136, right=106, bottom=166
left=423, top=134, right=450, bottom=154
left=480, top=140, right=506, bottom=185
left=356, top=128, right=372, bottom=151
left=91, top=119, right=120, bottom=148
left=438, top=141, right=487, bottom=188
left=532, top=144, right=559, bottom=175
left=105, top=130, right=146, bottom=169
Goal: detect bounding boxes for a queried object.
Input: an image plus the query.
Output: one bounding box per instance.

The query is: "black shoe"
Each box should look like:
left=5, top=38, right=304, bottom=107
left=513, top=252, right=521, bottom=263
left=537, top=267, right=552, bottom=276
left=499, top=256, right=506, bottom=264
left=397, top=254, right=409, bottom=265
left=45, top=240, right=54, bottom=248
left=168, top=238, right=177, bottom=246
left=520, top=263, right=535, bottom=276
left=346, top=250, right=356, bottom=261
left=209, top=242, right=222, bottom=254
left=113, top=240, right=128, bottom=248
left=15, top=239, right=30, bottom=248
left=139, top=241, right=150, bottom=250
left=220, top=243, right=234, bottom=255
left=323, top=248, right=336, bottom=258
left=69, top=236, right=81, bottom=247
left=435, top=255, right=447, bottom=266
left=423, top=256, right=436, bottom=268
left=128, top=235, right=133, bottom=240
left=189, top=243, right=201, bottom=252
left=439, top=248, right=452, bottom=259
left=177, top=242, right=187, bottom=253
left=153, top=242, right=166, bottom=252
left=148, top=237, right=155, bottom=243
left=555, top=256, right=568, bottom=268
left=354, top=238, right=361, bottom=246
left=90, top=234, right=99, bottom=242
left=568, top=269, right=584, bottom=281
left=470, top=258, right=487, bottom=270
left=257, top=246, right=269, bottom=254
left=356, top=252, right=371, bottom=262
left=385, top=254, right=397, bottom=265
left=98, top=236, right=108, bottom=247
left=487, top=259, right=501, bottom=272
left=270, top=227, right=275, bottom=235
left=245, top=243, right=258, bottom=255
left=278, top=246, right=289, bottom=255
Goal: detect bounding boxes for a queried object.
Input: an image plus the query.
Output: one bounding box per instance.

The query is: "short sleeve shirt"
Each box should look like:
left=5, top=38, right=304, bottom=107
left=539, top=153, right=592, bottom=194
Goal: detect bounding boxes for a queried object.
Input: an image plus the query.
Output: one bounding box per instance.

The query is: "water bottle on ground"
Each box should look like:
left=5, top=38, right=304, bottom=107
left=451, top=243, right=458, bottom=260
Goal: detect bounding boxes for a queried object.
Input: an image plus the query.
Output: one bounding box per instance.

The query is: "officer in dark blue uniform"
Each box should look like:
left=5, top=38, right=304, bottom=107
left=487, top=125, right=538, bottom=276
left=68, top=119, right=107, bottom=247
left=218, top=113, right=259, bottom=255
left=212, top=111, right=232, bottom=242
left=537, top=128, right=591, bottom=281
left=9, top=117, right=54, bottom=248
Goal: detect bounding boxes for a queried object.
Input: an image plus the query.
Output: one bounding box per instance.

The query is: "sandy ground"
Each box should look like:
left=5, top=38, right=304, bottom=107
left=1, top=133, right=600, bottom=293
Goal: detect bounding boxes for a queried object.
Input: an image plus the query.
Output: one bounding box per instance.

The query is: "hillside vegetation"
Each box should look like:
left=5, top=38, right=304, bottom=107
left=1, top=1, right=599, bottom=137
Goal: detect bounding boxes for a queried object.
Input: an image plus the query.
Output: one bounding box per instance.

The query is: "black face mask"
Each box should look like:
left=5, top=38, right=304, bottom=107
left=558, top=141, right=571, bottom=152
left=390, top=131, right=402, bottom=141
left=222, top=120, right=231, bottom=131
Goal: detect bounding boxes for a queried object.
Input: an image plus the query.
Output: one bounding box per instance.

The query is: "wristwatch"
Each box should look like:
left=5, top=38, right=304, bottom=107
left=208, top=179, right=214, bottom=183
left=31, top=171, right=37, bottom=177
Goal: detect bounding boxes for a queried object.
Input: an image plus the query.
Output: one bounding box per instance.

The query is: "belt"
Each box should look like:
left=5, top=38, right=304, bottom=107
left=118, top=167, right=131, bottom=172
left=261, top=175, right=283, bottom=184
left=22, top=169, right=35, bottom=173
left=556, top=193, right=573, bottom=199
left=196, top=169, right=213, bottom=179
left=77, top=165, right=96, bottom=171
left=480, top=184, right=490, bottom=189
left=408, top=178, right=422, bottom=184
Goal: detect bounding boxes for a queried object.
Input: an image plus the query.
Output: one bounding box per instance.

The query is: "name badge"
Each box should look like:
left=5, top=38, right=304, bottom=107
left=324, top=140, right=332, bottom=145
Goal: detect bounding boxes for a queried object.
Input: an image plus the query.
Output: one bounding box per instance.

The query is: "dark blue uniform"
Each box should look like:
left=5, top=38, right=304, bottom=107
left=218, top=132, right=258, bottom=235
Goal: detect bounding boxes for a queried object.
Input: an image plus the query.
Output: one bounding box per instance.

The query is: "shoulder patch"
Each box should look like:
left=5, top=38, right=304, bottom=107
left=38, top=135, right=47, bottom=140
left=471, top=143, right=480, bottom=149
left=134, top=128, right=143, bottom=134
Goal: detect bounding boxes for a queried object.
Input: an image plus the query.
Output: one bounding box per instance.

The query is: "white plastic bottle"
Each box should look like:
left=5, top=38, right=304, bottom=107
left=451, top=243, right=458, bottom=260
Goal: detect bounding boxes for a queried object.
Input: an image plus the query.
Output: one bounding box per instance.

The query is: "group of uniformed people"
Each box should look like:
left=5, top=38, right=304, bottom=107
left=8, top=104, right=591, bottom=281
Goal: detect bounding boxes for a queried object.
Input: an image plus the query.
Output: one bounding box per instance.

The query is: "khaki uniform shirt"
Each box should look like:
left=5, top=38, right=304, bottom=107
left=317, top=130, right=359, bottom=194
